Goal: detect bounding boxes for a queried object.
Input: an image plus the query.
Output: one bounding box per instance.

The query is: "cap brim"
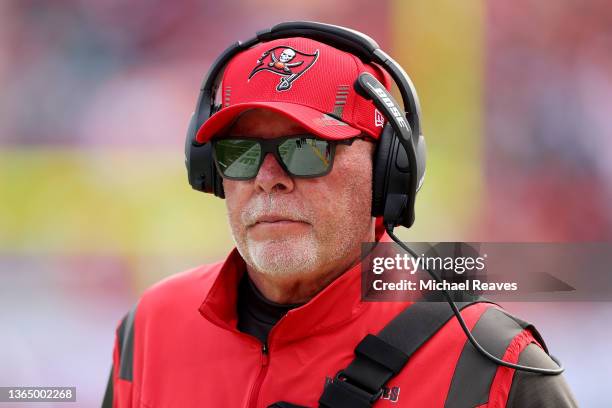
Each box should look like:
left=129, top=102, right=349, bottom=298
left=195, top=101, right=362, bottom=143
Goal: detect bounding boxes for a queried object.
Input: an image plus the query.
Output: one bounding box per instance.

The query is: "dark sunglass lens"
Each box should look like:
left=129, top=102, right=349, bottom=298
left=278, top=137, right=332, bottom=176
left=213, top=139, right=262, bottom=179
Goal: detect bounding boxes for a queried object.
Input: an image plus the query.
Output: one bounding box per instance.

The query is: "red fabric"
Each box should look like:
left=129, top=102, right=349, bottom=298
left=193, top=101, right=362, bottom=142
left=109, top=233, right=527, bottom=407
left=195, top=37, right=392, bottom=143
left=111, top=325, right=136, bottom=406
left=486, top=329, right=542, bottom=408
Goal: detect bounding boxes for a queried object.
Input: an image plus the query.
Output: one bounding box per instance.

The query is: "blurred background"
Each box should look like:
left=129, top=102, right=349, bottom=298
left=1, top=0, right=611, bottom=406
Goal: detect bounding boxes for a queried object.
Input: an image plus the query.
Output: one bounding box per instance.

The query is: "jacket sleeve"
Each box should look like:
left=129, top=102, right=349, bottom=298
left=101, top=365, right=113, bottom=408
left=101, top=307, right=137, bottom=408
left=506, top=343, right=578, bottom=408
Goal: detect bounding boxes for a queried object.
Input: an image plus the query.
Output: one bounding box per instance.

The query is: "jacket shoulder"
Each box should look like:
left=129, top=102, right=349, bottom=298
left=444, top=305, right=555, bottom=408
left=113, top=259, right=225, bottom=338
left=112, top=260, right=225, bottom=365
left=143, top=260, right=224, bottom=304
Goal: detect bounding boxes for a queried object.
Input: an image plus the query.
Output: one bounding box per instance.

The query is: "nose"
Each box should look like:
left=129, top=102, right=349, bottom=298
left=253, top=153, right=295, bottom=194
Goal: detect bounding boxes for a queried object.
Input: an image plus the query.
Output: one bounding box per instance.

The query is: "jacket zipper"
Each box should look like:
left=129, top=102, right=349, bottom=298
left=248, top=342, right=270, bottom=408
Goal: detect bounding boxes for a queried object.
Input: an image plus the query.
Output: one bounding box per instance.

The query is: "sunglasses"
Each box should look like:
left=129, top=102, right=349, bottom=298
left=212, top=135, right=358, bottom=180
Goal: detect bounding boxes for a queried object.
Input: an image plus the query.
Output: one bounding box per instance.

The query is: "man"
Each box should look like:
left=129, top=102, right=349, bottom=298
left=103, top=26, right=577, bottom=407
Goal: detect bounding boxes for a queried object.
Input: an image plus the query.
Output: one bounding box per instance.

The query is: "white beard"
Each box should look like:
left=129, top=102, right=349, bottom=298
left=241, top=233, right=319, bottom=277
left=232, top=213, right=365, bottom=280
left=231, top=194, right=320, bottom=277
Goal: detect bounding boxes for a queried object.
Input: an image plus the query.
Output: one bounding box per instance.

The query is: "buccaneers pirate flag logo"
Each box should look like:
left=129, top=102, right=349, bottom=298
left=248, top=46, right=319, bottom=91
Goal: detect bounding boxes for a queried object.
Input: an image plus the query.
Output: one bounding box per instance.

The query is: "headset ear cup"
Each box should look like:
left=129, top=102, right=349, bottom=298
left=215, top=167, right=225, bottom=198
left=185, top=110, right=225, bottom=198
left=185, top=113, right=196, bottom=177
left=205, top=142, right=225, bottom=199
left=371, top=123, right=394, bottom=217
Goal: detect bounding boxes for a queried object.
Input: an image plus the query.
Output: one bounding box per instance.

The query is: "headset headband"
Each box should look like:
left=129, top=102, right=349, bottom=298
left=186, top=21, right=426, bottom=228
left=193, top=21, right=422, bottom=146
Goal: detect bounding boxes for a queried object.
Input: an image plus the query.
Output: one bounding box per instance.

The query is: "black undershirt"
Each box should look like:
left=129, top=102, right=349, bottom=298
left=235, top=274, right=577, bottom=406
left=236, top=273, right=303, bottom=345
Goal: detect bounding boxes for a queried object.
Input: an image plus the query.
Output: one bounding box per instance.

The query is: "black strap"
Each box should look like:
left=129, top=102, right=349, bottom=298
left=315, top=300, right=489, bottom=408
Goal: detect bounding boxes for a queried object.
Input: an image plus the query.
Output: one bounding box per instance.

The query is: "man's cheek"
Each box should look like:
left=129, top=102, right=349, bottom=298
left=224, top=199, right=245, bottom=236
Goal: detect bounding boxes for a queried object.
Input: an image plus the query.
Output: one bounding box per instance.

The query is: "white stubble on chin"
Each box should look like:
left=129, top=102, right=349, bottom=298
left=244, top=232, right=319, bottom=277
left=230, top=195, right=319, bottom=277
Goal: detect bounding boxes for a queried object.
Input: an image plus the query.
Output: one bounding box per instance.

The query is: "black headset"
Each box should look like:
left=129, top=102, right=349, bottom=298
left=185, top=21, right=426, bottom=229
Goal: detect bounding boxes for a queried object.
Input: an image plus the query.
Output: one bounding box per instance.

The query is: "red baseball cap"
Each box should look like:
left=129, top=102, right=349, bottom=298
left=195, top=37, right=392, bottom=143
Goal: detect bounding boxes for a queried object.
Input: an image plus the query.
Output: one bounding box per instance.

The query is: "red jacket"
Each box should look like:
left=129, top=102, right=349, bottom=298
left=109, top=233, right=543, bottom=408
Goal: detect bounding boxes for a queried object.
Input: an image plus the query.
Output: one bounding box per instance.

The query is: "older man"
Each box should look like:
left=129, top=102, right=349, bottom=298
left=103, top=24, right=577, bottom=408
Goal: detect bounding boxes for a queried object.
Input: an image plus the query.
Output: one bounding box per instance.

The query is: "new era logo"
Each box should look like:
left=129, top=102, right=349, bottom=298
left=375, top=109, right=385, bottom=127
